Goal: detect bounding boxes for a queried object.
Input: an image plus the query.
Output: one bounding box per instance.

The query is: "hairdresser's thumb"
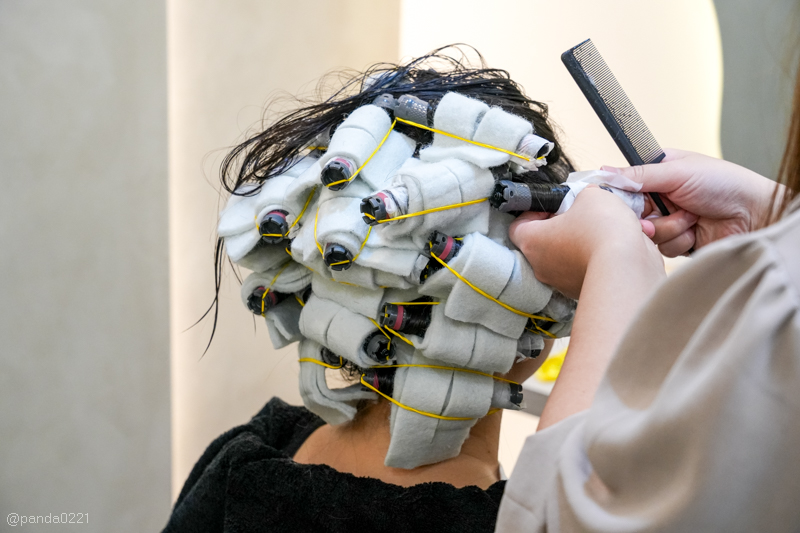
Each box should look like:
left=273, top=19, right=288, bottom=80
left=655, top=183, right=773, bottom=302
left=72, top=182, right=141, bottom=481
left=509, top=211, right=549, bottom=250
left=601, top=161, right=679, bottom=193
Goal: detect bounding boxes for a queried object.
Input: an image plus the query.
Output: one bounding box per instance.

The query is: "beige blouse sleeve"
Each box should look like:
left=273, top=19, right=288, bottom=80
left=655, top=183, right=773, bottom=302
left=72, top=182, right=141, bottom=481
left=497, top=208, right=800, bottom=532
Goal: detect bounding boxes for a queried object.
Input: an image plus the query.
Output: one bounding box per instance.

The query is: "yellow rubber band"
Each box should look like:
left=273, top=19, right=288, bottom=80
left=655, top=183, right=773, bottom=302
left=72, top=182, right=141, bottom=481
left=296, top=360, right=516, bottom=420
left=325, top=119, right=397, bottom=189
left=313, top=208, right=324, bottom=255
left=295, top=294, right=305, bottom=307
left=368, top=317, right=392, bottom=350
left=254, top=186, right=317, bottom=239
left=373, top=310, right=413, bottom=348
left=314, top=206, right=372, bottom=267
left=381, top=363, right=519, bottom=385
left=526, top=324, right=556, bottom=339
left=351, top=226, right=372, bottom=262
left=259, top=262, right=292, bottom=316
left=368, top=317, right=390, bottom=338
left=287, top=186, right=317, bottom=234
left=358, top=363, right=517, bottom=421
left=374, top=197, right=489, bottom=224
left=429, top=249, right=555, bottom=323
left=298, top=359, right=519, bottom=386
left=306, top=146, right=327, bottom=151
left=382, top=326, right=414, bottom=346
left=395, top=117, right=531, bottom=162
left=298, top=356, right=343, bottom=370
left=359, top=375, right=474, bottom=421
left=386, top=301, right=439, bottom=306
left=285, top=254, right=360, bottom=291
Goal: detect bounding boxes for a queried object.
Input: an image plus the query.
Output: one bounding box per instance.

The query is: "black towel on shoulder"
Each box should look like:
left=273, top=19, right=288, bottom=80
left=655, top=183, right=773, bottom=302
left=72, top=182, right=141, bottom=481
left=163, top=398, right=505, bottom=533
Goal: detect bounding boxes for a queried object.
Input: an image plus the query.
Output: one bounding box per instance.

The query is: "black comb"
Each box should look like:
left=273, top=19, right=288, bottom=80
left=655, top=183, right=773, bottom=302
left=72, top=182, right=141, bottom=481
left=561, top=39, right=670, bottom=215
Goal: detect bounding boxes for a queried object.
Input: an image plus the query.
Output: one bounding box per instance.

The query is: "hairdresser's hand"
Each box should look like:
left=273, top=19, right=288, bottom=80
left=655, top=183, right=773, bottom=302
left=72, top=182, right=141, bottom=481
left=511, top=187, right=666, bottom=430
left=603, top=149, right=779, bottom=256
left=509, top=186, right=663, bottom=299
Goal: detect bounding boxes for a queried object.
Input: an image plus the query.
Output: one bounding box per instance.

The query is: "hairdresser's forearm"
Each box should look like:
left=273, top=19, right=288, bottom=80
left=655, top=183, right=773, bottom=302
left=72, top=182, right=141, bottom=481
left=537, top=244, right=665, bottom=430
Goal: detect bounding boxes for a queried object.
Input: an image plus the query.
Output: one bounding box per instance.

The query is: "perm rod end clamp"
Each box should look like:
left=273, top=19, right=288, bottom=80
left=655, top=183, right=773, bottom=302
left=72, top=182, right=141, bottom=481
left=324, top=243, right=353, bottom=271
left=360, top=195, right=388, bottom=226
left=320, top=347, right=341, bottom=366
left=426, top=231, right=461, bottom=262
left=320, top=158, right=354, bottom=191
left=246, top=286, right=278, bottom=315
left=509, top=383, right=524, bottom=407
left=490, top=180, right=531, bottom=212
left=259, top=210, right=289, bottom=244
left=373, top=93, right=397, bottom=116
left=363, top=333, right=396, bottom=364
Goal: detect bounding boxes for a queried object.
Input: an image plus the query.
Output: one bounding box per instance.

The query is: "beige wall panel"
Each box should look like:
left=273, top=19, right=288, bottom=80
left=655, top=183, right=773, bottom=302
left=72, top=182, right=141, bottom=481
left=0, top=1, right=170, bottom=530
left=168, top=0, right=401, bottom=496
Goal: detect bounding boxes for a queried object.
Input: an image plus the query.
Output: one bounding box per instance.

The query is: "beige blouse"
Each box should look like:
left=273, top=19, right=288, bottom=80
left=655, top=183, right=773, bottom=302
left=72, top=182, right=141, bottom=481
left=497, top=204, right=800, bottom=532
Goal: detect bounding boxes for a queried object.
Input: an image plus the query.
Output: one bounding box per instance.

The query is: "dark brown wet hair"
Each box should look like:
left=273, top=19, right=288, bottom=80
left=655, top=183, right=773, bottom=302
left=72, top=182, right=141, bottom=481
left=774, top=56, right=800, bottom=218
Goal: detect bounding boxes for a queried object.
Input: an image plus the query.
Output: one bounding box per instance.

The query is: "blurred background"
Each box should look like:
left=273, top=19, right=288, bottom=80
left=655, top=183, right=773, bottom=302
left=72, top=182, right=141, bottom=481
left=1, top=0, right=797, bottom=530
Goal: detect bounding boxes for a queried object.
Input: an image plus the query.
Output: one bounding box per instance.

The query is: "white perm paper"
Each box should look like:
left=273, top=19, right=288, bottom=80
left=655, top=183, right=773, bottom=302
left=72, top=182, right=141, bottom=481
left=555, top=169, right=646, bottom=218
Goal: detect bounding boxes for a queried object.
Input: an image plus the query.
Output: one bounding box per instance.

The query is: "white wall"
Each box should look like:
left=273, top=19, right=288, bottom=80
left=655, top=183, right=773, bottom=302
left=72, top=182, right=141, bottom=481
left=0, top=1, right=170, bottom=531
left=400, top=0, right=723, bottom=169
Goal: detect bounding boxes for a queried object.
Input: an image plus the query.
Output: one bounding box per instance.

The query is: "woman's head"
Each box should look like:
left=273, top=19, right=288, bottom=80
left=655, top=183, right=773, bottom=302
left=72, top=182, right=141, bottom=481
left=216, top=46, right=575, bottom=468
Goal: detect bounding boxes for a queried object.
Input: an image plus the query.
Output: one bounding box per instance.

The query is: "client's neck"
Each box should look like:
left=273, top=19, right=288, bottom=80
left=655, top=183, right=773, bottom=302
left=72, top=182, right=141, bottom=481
left=293, top=400, right=502, bottom=489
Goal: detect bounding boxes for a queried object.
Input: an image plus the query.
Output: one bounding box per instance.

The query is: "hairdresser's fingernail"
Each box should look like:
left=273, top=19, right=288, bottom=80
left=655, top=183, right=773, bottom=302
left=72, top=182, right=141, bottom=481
left=640, top=219, right=656, bottom=238
left=600, top=165, right=621, bottom=173
left=645, top=213, right=661, bottom=220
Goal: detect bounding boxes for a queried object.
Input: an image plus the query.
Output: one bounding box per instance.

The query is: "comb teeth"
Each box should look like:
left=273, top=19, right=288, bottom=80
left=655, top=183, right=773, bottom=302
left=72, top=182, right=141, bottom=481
left=562, top=39, right=664, bottom=166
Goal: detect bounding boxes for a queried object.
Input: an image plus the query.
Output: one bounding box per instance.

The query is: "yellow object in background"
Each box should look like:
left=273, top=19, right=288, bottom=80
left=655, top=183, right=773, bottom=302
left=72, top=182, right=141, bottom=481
left=535, top=348, right=567, bottom=382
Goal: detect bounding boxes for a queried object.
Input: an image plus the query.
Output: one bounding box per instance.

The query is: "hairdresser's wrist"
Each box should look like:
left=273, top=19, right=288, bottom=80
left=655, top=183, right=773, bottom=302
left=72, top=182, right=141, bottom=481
left=572, top=223, right=662, bottom=296
left=583, top=235, right=665, bottom=292
left=538, top=237, right=664, bottom=430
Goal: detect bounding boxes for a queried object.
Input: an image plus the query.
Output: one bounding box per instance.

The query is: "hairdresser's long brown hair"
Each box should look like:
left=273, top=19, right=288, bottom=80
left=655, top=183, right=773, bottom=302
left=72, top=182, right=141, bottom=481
left=774, top=59, right=800, bottom=217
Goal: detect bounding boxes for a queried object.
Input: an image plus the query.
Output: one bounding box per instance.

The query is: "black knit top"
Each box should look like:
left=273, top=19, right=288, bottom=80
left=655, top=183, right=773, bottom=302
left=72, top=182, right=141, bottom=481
left=162, top=398, right=506, bottom=533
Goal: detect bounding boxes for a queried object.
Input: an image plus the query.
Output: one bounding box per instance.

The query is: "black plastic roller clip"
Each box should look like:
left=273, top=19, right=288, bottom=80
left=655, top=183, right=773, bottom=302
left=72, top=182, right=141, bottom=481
left=420, top=231, right=463, bottom=282
left=320, top=158, right=355, bottom=191
left=246, top=286, right=288, bottom=315
left=320, top=347, right=342, bottom=367
left=360, top=193, right=389, bottom=226
left=323, top=243, right=353, bottom=271
left=509, top=383, right=524, bottom=407
left=259, top=210, right=289, bottom=244
left=363, top=331, right=396, bottom=363
left=427, top=231, right=462, bottom=262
